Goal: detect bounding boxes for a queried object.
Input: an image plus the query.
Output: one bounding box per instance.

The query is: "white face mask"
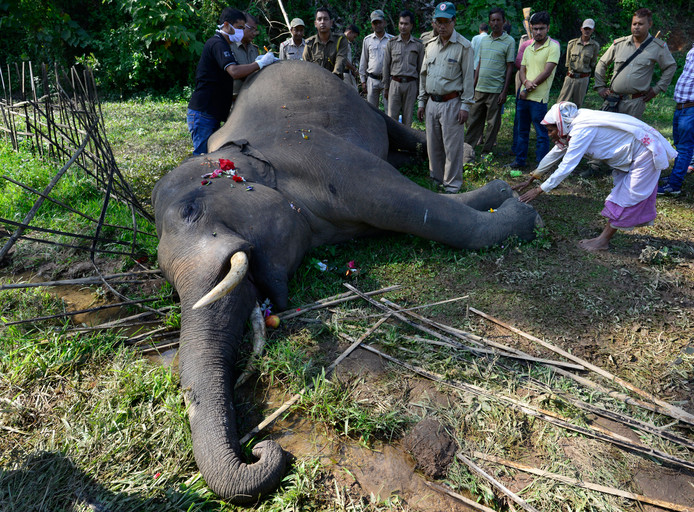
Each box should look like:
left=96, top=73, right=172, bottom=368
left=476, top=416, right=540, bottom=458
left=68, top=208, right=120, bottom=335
left=217, top=24, right=244, bottom=43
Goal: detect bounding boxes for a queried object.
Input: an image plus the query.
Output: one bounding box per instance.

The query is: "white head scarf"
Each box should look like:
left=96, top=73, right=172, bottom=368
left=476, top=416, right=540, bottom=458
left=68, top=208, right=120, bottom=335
left=541, top=102, right=578, bottom=149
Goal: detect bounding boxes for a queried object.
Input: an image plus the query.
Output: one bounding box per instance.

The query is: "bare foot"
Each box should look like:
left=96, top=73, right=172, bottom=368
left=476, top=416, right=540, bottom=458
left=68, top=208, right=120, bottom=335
left=578, top=238, right=610, bottom=252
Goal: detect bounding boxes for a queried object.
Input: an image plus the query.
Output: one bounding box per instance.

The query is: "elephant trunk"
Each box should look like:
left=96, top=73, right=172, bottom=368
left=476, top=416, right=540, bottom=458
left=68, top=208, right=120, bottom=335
left=178, top=280, right=286, bottom=503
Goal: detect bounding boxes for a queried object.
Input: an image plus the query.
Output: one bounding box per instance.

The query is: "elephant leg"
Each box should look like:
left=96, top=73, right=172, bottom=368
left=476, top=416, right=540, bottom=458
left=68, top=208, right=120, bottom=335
left=455, top=179, right=519, bottom=211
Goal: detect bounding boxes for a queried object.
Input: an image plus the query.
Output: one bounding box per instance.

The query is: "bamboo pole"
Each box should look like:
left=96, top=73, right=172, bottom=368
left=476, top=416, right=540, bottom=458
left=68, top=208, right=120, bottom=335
left=469, top=307, right=694, bottom=426
left=357, top=344, right=694, bottom=473
left=457, top=453, right=541, bottom=512
left=277, top=285, right=402, bottom=320
left=0, top=269, right=161, bottom=291
left=239, top=315, right=390, bottom=445
left=424, top=481, right=497, bottom=512
left=473, top=452, right=693, bottom=512
left=0, top=123, right=94, bottom=262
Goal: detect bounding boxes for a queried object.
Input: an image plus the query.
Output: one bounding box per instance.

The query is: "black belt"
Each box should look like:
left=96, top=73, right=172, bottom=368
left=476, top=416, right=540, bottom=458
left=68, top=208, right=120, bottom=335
left=367, top=72, right=382, bottom=80
left=430, top=91, right=459, bottom=102
left=568, top=72, right=590, bottom=78
left=392, top=75, right=417, bottom=83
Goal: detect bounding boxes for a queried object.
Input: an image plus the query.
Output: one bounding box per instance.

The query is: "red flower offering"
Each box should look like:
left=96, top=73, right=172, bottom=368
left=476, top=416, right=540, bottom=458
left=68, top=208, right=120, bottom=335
left=232, top=175, right=244, bottom=182
left=219, top=159, right=234, bottom=171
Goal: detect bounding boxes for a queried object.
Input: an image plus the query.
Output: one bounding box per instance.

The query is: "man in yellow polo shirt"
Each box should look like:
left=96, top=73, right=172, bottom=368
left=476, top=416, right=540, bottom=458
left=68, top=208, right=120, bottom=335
left=508, top=11, right=560, bottom=169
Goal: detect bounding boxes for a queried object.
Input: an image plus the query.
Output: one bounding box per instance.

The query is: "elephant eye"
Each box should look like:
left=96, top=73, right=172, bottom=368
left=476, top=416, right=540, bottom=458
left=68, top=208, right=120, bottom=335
left=180, top=201, right=204, bottom=223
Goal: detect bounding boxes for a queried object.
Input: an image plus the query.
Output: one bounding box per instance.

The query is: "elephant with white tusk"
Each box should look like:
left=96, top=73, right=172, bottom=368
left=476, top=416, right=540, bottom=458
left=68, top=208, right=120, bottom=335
left=152, top=60, right=542, bottom=503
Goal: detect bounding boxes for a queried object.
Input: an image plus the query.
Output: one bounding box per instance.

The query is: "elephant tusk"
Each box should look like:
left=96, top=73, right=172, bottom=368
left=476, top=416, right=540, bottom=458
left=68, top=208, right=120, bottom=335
left=192, top=252, right=249, bottom=310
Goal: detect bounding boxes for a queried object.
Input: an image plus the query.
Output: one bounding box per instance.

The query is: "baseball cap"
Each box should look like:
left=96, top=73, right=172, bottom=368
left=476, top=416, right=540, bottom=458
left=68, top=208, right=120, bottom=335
left=582, top=19, right=595, bottom=29
left=433, top=2, right=456, bottom=19
left=370, top=10, right=385, bottom=22
left=290, top=18, right=305, bottom=28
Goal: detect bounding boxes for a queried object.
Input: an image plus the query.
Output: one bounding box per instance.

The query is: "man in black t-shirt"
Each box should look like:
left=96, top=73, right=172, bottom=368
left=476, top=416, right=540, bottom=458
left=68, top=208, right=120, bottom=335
left=187, top=7, right=277, bottom=154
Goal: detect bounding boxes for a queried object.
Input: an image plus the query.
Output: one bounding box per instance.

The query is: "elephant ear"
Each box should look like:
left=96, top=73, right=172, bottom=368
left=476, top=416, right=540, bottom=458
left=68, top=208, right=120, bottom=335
left=219, top=140, right=277, bottom=189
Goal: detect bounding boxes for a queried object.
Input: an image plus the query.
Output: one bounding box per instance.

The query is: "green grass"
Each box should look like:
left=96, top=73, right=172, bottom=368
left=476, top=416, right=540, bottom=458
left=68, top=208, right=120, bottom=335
left=1, top=82, right=693, bottom=511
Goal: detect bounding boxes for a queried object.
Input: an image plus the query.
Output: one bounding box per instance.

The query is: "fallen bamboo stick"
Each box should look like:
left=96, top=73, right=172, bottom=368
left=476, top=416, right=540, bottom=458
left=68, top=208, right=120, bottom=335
left=137, top=339, right=180, bottom=354
left=469, top=307, right=694, bottom=426
left=277, top=285, right=402, bottom=320
left=519, top=372, right=694, bottom=451
left=357, top=344, right=694, bottom=473
left=1, top=297, right=162, bottom=327
left=346, top=295, right=469, bottom=320
left=0, top=269, right=161, bottom=290
left=239, top=315, right=390, bottom=445
left=424, top=481, right=497, bottom=512
left=473, top=451, right=694, bottom=512
left=348, top=289, right=584, bottom=371
left=457, top=453, right=541, bottom=512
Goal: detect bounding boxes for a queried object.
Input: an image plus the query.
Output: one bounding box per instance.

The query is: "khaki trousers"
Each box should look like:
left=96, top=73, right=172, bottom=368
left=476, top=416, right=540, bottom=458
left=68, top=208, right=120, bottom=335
left=557, top=76, right=590, bottom=107
left=425, top=97, right=465, bottom=192
left=366, top=76, right=388, bottom=112
left=465, top=91, right=502, bottom=153
left=614, top=96, right=647, bottom=119
left=387, top=80, right=417, bottom=127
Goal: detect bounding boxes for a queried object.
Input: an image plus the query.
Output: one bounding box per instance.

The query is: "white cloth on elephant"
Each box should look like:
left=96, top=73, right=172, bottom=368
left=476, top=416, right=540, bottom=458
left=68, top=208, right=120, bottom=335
left=256, top=52, right=278, bottom=69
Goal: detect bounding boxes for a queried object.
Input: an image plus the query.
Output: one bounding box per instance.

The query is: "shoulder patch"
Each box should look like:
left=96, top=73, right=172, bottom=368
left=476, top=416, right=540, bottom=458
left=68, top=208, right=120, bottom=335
left=652, top=37, right=666, bottom=48
left=613, top=35, right=629, bottom=44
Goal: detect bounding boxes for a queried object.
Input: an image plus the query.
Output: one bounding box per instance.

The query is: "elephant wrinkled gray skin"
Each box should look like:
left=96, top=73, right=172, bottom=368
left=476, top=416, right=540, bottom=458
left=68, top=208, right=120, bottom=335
left=152, top=60, right=542, bottom=504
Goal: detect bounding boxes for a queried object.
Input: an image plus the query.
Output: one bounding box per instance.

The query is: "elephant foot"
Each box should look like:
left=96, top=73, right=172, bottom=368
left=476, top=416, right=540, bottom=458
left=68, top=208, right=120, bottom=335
left=456, top=179, right=518, bottom=211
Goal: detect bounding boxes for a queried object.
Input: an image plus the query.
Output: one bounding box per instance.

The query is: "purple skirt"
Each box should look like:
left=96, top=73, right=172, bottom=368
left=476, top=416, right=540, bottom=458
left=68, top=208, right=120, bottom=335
left=601, top=186, right=657, bottom=229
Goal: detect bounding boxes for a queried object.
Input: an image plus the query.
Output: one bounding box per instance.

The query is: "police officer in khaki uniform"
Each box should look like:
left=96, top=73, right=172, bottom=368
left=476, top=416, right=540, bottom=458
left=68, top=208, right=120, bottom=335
left=360, top=10, right=394, bottom=110
left=417, top=2, right=474, bottom=193
left=594, top=8, right=676, bottom=119
left=302, top=7, right=348, bottom=76
left=383, top=10, right=424, bottom=127
left=557, top=19, right=600, bottom=107
left=232, top=14, right=260, bottom=99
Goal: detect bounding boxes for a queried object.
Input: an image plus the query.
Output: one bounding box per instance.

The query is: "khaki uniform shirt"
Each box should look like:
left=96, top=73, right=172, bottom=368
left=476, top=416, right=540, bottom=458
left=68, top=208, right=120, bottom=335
left=302, top=33, right=348, bottom=75
left=383, top=35, right=424, bottom=91
left=594, top=34, right=677, bottom=95
left=232, top=42, right=259, bottom=97
left=565, top=37, right=600, bottom=74
left=279, top=38, right=305, bottom=60
left=419, top=30, right=436, bottom=44
left=418, top=31, right=475, bottom=111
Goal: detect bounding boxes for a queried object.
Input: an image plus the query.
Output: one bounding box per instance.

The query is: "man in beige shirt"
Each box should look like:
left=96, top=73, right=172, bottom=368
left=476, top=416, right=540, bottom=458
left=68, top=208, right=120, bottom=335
left=232, top=14, right=260, bottom=100
left=594, top=8, right=676, bottom=119
left=383, top=10, right=424, bottom=127
left=557, top=18, right=600, bottom=107
left=417, top=2, right=474, bottom=193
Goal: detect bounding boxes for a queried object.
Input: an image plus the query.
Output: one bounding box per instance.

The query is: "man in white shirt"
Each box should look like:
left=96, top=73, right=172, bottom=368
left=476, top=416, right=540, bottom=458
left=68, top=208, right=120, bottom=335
left=360, top=9, right=394, bottom=111
left=514, top=102, right=676, bottom=252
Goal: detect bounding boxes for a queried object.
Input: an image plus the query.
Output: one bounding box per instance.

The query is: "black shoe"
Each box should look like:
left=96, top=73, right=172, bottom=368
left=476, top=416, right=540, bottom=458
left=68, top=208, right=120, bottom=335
left=505, top=160, right=526, bottom=170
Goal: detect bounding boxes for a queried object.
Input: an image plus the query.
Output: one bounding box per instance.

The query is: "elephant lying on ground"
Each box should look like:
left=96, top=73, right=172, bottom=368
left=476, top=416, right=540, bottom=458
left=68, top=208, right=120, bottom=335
left=152, top=60, right=542, bottom=503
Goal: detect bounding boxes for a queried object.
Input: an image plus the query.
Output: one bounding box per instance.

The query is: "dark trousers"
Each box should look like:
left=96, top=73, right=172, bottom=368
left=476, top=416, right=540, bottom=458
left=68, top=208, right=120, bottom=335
left=515, top=98, right=549, bottom=166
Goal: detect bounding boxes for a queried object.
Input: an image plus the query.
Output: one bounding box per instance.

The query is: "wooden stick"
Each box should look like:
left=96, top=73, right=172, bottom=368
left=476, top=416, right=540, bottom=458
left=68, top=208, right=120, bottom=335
left=424, top=481, right=497, bottom=512
left=358, top=344, right=694, bottom=473
left=469, top=307, right=694, bottom=426
left=278, top=285, right=402, bottom=320
left=457, top=453, right=541, bottom=512
left=0, top=269, right=161, bottom=290
left=347, top=295, right=469, bottom=319
left=473, top=452, right=694, bottom=512
left=239, top=315, right=390, bottom=445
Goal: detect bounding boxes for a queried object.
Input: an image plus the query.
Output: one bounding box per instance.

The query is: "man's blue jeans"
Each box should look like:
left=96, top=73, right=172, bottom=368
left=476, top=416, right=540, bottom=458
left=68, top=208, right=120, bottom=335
left=515, top=98, right=549, bottom=166
left=666, top=105, right=694, bottom=190
left=187, top=109, right=220, bottom=155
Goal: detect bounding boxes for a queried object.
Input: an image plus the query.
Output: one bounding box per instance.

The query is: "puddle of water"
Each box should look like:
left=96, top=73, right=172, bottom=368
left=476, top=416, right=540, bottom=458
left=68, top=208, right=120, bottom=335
left=268, top=414, right=473, bottom=511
